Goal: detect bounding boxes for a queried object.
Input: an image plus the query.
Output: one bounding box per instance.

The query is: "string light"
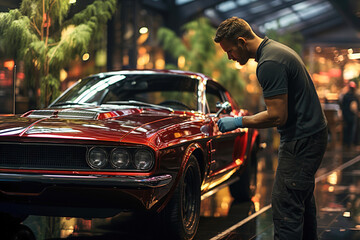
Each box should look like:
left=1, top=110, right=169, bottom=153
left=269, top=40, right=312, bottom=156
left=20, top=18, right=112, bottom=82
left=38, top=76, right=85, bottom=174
left=139, top=27, right=148, bottom=34
left=82, top=53, right=90, bottom=61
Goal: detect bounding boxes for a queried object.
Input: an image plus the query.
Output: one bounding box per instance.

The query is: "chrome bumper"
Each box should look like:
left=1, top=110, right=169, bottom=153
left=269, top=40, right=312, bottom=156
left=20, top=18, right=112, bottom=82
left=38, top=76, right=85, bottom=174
left=0, top=173, right=172, bottom=188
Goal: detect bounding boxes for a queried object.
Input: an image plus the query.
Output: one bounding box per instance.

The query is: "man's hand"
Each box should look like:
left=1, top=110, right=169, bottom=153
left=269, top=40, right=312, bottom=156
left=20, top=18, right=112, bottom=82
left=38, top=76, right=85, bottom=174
left=217, top=116, right=243, bottom=133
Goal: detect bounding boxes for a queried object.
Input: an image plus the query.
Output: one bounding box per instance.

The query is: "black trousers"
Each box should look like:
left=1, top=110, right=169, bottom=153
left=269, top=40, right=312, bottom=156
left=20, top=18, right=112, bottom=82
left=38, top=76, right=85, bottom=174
left=272, top=128, right=328, bottom=240
left=343, top=119, right=357, bottom=147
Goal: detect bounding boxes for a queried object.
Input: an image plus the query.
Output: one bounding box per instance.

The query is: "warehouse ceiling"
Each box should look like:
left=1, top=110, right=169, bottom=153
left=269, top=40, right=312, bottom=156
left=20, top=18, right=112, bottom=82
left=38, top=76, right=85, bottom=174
left=1, top=0, right=360, bottom=45
left=144, top=0, right=360, bottom=45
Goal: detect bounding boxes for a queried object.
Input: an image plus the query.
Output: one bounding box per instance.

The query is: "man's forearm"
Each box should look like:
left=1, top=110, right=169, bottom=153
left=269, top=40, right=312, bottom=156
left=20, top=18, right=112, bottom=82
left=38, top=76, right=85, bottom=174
left=242, top=110, right=284, bottom=128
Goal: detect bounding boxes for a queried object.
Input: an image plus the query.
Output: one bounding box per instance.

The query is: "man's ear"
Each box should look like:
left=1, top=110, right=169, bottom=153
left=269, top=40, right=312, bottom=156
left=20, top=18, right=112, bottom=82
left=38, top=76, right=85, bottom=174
left=237, top=37, right=246, bottom=46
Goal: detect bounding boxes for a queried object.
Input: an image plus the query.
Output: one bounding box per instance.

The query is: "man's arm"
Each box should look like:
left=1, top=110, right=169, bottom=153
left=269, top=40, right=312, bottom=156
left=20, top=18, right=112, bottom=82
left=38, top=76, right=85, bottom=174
left=242, top=93, right=288, bottom=128
left=217, top=93, right=288, bottom=132
left=350, top=100, right=358, bottom=114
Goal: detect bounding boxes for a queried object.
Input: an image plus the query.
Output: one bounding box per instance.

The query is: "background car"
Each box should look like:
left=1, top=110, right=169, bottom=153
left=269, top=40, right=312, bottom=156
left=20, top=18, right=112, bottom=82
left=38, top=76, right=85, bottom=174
left=0, top=69, right=259, bottom=240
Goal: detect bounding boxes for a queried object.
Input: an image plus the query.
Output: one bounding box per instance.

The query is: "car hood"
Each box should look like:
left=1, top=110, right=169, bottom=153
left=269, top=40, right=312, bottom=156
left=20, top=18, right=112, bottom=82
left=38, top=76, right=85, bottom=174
left=0, top=107, right=203, bottom=145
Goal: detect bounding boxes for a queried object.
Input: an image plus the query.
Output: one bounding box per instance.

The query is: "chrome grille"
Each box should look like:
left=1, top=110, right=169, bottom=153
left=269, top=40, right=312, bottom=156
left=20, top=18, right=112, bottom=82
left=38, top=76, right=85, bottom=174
left=0, top=143, right=89, bottom=170
left=57, top=110, right=98, bottom=119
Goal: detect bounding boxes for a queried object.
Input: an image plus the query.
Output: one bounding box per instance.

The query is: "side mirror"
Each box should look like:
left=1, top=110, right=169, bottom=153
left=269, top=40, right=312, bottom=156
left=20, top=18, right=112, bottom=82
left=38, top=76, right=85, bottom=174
left=215, top=101, right=231, bottom=117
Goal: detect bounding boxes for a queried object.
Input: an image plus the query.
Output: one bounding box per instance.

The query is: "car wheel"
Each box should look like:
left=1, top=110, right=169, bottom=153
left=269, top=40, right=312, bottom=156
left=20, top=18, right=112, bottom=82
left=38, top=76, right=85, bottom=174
left=4, top=224, right=35, bottom=240
left=0, top=212, right=28, bottom=226
left=0, top=213, right=31, bottom=240
left=159, top=155, right=201, bottom=240
left=230, top=145, right=258, bottom=202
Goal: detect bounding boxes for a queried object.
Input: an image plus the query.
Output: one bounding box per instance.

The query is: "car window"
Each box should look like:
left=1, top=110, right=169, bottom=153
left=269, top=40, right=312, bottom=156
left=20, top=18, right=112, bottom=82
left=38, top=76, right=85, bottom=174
left=206, top=82, right=224, bottom=113
left=52, top=74, right=199, bottom=111
left=105, top=90, right=197, bottom=110
left=104, top=75, right=198, bottom=111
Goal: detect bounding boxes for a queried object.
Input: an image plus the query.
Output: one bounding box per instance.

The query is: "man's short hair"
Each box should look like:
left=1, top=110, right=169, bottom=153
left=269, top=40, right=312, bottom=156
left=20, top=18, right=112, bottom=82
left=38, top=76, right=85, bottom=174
left=214, top=17, right=255, bottom=43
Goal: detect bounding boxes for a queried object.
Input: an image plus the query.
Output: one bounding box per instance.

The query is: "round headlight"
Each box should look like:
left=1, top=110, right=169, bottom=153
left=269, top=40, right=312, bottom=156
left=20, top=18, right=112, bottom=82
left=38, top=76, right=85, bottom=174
left=134, top=149, right=154, bottom=170
left=110, top=148, right=131, bottom=169
left=87, top=147, right=108, bottom=169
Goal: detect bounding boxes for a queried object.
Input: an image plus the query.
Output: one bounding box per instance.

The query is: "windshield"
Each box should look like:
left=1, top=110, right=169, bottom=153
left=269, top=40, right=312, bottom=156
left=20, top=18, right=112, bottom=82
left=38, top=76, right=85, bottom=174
left=50, top=73, right=199, bottom=111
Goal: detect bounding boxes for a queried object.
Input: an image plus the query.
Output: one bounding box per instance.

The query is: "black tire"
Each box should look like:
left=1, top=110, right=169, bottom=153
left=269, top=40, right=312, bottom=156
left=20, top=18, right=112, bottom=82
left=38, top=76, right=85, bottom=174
left=0, top=212, right=28, bottom=226
left=4, top=225, right=35, bottom=240
left=0, top=213, right=32, bottom=240
left=230, top=144, right=258, bottom=202
left=159, top=155, right=201, bottom=240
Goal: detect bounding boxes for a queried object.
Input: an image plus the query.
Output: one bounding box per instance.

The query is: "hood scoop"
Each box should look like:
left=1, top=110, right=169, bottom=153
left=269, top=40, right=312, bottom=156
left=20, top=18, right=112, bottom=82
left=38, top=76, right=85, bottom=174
left=22, top=108, right=142, bottom=120
left=58, top=110, right=99, bottom=119
left=24, top=110, right=57, bottom=118
left=25, top=109, right=99, bottom=120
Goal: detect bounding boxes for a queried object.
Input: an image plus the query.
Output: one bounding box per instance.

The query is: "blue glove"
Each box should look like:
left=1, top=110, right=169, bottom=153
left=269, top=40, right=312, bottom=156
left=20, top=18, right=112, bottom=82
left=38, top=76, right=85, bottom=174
left=217, top=116, right=243, bottom=133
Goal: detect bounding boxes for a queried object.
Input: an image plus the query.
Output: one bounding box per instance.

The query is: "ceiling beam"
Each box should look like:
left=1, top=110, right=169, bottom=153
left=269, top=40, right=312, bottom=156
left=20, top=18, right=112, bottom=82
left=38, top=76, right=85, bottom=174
left=294, top=13, right=343, bottom=37
left=328, top=0, right=360, bottom=30
left=178, top=0, right=226, bottom=23
left=142, top=0, right=168, bottom=12
left=224, top=0, right=319, bottom=23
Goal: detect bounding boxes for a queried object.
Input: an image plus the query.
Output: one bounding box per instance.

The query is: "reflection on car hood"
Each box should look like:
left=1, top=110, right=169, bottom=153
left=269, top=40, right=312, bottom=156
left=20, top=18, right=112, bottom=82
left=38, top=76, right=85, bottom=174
left=0, top=107, right=197, bottom=144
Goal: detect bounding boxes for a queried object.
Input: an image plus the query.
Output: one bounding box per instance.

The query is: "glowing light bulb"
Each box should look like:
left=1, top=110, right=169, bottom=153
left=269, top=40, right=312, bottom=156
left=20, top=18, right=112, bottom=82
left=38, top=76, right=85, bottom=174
left=139, top=27, right=148, bottom=34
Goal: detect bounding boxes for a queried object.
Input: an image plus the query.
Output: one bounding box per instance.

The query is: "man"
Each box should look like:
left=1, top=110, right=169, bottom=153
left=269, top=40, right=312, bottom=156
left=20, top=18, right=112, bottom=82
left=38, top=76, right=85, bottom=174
left=340, top=81, right=359, bottom=148
left=214, top=17, right=328, bottom=240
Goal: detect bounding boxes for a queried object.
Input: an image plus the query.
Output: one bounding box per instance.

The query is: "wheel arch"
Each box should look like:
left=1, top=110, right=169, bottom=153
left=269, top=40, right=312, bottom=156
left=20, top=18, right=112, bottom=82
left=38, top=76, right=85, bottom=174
left=156, top=142, right=205, bottom=213
left=246, top=128, right=260, bottom=162
left=191, top=148, right=205, bottom=183
left=179, top=143, right=205, bottom=183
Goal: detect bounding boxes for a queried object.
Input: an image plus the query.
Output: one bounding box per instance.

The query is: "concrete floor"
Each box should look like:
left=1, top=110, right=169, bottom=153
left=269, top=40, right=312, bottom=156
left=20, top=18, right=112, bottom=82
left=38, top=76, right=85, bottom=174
left=200, top=146, right=360, bottom=240
left=6, top=142, right=360, bottom=240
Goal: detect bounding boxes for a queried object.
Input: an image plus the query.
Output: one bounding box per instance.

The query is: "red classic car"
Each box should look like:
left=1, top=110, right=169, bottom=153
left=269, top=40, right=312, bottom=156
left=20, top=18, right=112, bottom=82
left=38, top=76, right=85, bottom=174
left=0, top=70, right=259, bottom=239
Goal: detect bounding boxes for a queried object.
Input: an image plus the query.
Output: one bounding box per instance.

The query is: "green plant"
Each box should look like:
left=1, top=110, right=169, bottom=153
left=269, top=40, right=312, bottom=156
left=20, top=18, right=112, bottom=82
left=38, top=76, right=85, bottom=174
left=0, top=0, right=116, bottom=107
left=157, top=17, right=245, bottom=105
left=265, top=29, right=304, bottom=55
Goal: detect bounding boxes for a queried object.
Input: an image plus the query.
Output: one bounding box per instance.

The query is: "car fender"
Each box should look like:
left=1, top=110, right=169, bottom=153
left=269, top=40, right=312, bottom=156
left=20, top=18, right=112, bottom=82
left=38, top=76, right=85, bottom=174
left=156, top=142, right=204, bottom=212
left=246, top=128, right=260, bottom=162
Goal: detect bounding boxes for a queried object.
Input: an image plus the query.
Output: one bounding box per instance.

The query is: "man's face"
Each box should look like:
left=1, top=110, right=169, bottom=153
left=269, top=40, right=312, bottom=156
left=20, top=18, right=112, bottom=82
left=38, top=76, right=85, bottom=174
left=219, top=38, right=250, bottom=65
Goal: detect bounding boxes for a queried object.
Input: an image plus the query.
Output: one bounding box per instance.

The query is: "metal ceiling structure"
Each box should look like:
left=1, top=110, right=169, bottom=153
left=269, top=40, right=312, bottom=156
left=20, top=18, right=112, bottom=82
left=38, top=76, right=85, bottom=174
left=143, top=0, right=360, bottom=45
left=1, top=0, right=359, bottom=46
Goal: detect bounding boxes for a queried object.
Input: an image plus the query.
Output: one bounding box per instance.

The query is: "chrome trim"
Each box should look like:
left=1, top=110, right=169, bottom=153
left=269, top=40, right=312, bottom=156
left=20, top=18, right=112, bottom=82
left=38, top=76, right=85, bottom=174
left=0, top=173, right=172, bottom=188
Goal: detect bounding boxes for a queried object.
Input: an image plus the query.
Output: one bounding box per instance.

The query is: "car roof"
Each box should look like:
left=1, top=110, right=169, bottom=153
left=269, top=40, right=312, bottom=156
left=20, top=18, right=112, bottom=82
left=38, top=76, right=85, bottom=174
left=89, top=69, right=227, bottom=91
left=91, top=69, right=210, bottom=81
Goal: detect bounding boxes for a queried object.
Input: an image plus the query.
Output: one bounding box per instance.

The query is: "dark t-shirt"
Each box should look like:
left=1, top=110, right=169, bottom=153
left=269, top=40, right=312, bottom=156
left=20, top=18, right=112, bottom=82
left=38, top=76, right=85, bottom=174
left=255, top=37, right=327, bottom=142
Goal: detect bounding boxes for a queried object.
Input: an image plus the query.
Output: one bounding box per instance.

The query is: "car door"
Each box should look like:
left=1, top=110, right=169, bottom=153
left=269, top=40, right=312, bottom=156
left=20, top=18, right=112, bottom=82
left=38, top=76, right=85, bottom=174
left=205, top=81, right=247, bottom=186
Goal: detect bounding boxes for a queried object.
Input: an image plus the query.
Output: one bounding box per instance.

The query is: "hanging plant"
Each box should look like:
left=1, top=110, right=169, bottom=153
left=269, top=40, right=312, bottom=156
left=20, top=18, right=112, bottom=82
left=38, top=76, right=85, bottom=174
left=0, top=0, right=116, bottom=107
left=158, top=17, right=245, bottom=105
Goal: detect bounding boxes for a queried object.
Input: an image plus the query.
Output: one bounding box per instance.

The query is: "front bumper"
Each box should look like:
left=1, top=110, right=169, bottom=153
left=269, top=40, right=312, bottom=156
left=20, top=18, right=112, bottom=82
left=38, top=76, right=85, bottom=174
left=0, top=172, right=172, bottom=189
left=0, top=173, right=173, bottom=218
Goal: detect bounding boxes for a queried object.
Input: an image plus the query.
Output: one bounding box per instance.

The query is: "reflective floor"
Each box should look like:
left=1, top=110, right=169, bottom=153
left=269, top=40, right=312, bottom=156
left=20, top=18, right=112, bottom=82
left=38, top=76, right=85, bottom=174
left=5, top=140, right=360, bottom=240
